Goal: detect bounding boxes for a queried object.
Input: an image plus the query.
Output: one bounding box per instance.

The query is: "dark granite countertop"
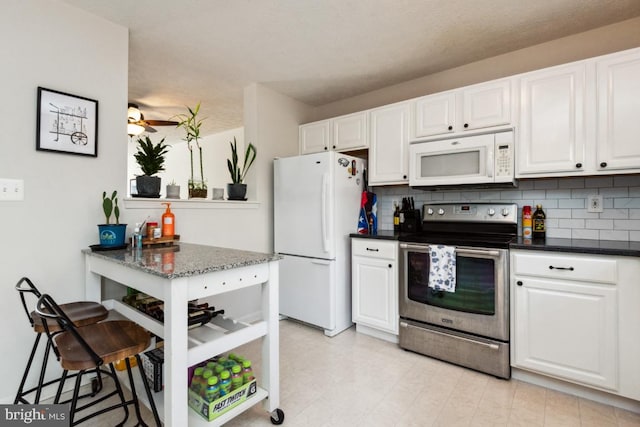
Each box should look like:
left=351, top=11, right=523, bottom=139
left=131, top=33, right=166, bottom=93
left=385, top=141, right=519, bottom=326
left=510, top=237, right=640, bottom=257
left=83, top=242, right=282, bottom=279
left=351, top=232, right=640, bottom=257
left=350, top=231, right=401, bottom=240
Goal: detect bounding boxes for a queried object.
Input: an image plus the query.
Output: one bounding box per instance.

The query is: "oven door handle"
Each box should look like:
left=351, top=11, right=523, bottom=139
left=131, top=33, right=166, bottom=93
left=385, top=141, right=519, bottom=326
left=400, top=321, right=500, bottom=350
left=400, top=243, right=501, bottom=258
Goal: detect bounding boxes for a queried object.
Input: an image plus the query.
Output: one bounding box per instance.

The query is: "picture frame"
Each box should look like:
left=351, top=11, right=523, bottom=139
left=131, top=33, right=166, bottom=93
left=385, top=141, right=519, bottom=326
left=36, top=87, right=98, bottom=157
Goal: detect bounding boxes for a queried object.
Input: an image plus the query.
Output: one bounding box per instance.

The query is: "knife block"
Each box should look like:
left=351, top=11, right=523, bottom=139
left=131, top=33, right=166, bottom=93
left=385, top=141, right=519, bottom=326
left=401, top=209, right=422, bottom=232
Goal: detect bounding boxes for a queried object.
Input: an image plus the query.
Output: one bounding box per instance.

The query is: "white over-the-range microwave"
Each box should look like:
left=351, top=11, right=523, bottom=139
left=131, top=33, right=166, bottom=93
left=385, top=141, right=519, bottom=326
left=409, top=130, right=515, bottom=187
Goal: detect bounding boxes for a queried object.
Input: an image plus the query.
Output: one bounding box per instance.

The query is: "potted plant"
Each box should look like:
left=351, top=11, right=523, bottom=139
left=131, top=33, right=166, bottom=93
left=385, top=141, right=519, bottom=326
left=133, top=135, right=170, bottom=198
left=226, top=137, right=256, bottom=200
left=98, top=190, right=127, bottom=247
left=166, top=179, right=180, bottom=199
left=175, top=102, right=207, bottom=198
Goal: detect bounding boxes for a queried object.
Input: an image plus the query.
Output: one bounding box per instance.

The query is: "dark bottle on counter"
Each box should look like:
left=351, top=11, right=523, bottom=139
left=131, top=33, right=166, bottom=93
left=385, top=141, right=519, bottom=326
left=393, top=203, right=400, bottom=232
left=532, top=204, right=546, bottom=240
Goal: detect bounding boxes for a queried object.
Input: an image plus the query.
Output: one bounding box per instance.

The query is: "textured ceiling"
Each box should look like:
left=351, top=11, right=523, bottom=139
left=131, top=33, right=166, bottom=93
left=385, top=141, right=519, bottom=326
left=61, top=0, right=640, bottom=136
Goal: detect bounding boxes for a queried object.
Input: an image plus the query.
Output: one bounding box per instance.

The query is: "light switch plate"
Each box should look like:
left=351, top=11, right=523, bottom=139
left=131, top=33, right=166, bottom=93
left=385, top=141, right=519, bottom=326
left=587, top=194, right=603, bottom=213
left=0, top=178, right=24, bottom=201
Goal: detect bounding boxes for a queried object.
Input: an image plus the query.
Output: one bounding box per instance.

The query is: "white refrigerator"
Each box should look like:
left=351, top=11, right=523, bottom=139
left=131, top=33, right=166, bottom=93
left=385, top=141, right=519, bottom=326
left=274, top=151, right=366, bottom=337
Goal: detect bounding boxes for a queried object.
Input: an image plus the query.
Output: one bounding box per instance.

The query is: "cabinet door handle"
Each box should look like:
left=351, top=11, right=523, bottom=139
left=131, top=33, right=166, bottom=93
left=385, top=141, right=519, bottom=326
left=516, top=280, right=523, bottom=286
left=464, top=123, right=469, bottom=128
left=448, top=125, right=453, bottom=131
left=324, top=146, right=328, bottom=150
left=403, top=175, right=407, bottom=179
left=575, top=163, right=582, bottom=168
left=549, top=265, right=574, bottom=271
left=366, top=248, right=379, bottom=252
left=600, top=162, right=607, bottom=168
left=388, top=264, right=392, bottom=268
left=333, top=145, right=336, bottom=149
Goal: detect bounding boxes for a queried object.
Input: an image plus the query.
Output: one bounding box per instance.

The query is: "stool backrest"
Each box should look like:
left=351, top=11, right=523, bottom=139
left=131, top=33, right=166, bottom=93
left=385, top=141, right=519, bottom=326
left=35, top=294, right=104, bottom=368
left=15, top=277, right=42, bottom=328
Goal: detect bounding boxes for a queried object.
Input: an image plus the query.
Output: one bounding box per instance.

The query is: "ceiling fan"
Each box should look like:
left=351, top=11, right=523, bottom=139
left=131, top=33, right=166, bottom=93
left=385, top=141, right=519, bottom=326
left=127, top=103, right=178, bottom=136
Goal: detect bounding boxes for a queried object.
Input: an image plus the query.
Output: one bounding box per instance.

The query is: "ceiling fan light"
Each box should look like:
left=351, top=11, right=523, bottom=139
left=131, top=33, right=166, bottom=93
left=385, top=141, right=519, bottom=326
left=127, top=123, right=145, bottom=136
left=127, top=105, right=142, bottom=122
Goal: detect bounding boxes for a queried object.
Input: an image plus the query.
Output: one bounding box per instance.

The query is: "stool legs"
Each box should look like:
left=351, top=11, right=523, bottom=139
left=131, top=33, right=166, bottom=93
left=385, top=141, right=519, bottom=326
left=15, top=333, right=55, bottom=404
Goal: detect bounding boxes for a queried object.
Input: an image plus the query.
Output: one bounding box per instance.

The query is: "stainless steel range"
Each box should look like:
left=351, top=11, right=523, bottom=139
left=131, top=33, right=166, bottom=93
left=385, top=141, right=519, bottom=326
left=399, top=202, right=517, bottom=379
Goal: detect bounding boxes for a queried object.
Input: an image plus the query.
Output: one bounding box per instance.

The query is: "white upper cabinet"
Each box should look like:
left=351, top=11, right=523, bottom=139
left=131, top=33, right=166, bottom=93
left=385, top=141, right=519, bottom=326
left=413, top=91, right=456, bottom=138
left=596, top=49, right=640, bottom=171
left=368, top=101, right=410, bottom=185
left=517, top=47, right=640, bottom=178
left=300, top=111, right=368, bottom=155
left=462, top=79, right=512, bottom=131
left=299, top=120, right=331, bottom=155
left=517, top=62, right=589, bottom=176
left=413, top=78, right=512, bottom=140
left=333, top=111, right=368, bottom=152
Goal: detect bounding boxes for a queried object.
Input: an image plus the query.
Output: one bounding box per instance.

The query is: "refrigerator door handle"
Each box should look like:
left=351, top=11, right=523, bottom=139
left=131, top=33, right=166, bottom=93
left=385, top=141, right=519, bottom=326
left=321, top=172, right=330, bottom=253
left=311, top=259, right=331, bottom=266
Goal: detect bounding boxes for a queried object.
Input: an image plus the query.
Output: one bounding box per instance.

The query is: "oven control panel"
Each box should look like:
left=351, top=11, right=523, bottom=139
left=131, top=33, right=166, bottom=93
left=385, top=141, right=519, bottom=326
left=422, top=203, right=517, bottom=224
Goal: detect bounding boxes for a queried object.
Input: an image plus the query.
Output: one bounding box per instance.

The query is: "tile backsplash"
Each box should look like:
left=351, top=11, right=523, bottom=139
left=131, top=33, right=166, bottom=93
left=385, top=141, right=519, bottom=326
left=373, top=175, right=640, bottom=241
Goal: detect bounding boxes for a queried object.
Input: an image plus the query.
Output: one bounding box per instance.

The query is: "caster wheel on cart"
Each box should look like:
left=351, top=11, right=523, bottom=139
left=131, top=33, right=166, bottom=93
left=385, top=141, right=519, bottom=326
left=270, top=408, right=285, bottom=425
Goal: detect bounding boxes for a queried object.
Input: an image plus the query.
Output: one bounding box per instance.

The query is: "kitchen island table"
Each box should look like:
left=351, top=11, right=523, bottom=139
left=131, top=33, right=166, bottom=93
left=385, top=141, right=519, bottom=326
left=83, top=243, right=282, bottom=426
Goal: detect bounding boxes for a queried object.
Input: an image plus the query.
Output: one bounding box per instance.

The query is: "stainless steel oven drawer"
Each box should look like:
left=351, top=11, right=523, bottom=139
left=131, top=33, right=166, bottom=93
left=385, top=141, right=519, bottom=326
left=399, top=319, right=510, bottom=379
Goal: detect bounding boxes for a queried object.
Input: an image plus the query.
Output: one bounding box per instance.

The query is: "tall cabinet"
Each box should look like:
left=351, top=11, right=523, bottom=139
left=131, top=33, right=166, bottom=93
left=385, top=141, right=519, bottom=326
left=596, top=49, right=640, bottom=171
left=368, top=102, right=410, bottom=185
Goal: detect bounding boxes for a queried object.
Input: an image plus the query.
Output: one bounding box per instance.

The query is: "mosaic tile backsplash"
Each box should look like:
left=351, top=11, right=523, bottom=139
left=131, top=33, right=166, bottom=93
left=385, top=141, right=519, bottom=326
left=372, top=175, right=640, bottom=241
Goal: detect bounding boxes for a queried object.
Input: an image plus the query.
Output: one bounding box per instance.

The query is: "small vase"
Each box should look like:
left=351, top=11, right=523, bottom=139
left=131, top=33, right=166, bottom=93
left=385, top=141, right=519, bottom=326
left=227, top=183, right=247, bottom=200
left=166, top=184, right=180, bottom=199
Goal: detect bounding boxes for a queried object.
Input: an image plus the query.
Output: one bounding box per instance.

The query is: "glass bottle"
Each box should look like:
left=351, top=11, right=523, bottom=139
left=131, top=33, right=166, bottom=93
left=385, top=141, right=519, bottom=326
left=532, top=204, right=546, bottom=239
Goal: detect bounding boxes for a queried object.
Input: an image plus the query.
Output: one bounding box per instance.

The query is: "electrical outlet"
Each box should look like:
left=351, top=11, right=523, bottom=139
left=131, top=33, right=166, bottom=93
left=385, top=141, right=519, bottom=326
left=587, top=194, right=603, bottom=213
left=0, top=178, right=24, bottom=201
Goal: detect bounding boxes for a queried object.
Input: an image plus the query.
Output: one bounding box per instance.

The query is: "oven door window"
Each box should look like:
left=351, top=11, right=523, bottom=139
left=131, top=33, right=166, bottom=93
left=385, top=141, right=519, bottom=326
left=407, top=251, right=495, bottom=315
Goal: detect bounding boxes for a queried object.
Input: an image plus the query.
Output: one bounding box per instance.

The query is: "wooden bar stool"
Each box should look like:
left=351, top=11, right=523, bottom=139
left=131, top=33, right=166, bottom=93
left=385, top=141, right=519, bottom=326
left=14, top=277, right=109, bottom=404
left=36, top=293, right=161, bottom=426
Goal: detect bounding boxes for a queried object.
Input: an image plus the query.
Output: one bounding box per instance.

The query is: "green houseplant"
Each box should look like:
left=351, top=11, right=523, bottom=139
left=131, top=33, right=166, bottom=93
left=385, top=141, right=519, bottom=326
left=175, top=102, right=207, bottom=198
left=133, top=135, right=170, bottom=198
left=98, top=190, right=127, bottom=247
left=226, top=137, right=256, bottom=200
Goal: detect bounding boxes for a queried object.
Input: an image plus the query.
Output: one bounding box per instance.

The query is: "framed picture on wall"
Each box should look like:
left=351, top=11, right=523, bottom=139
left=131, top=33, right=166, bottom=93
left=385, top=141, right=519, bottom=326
left=36, top=87, right=98, bottom=157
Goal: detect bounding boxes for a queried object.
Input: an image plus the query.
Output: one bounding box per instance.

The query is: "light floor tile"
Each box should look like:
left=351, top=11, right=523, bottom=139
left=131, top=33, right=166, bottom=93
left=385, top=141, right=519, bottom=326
left=43, top=319, right=640, bottom=426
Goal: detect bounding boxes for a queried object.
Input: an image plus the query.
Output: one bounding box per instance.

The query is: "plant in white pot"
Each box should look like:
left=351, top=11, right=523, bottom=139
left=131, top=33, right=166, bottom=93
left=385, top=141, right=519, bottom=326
left=175, top=102, right=207, bottom=198
left=226, top=137, right=256, bottom=200
left=133, top=135, right=170, bottom=198
left=98, top=190, right=127, bottom=247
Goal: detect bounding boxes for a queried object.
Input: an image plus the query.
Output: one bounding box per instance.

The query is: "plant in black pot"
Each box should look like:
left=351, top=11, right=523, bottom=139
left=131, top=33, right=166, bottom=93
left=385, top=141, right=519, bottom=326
left=133, top=135, right=170, bottom=198
left=98, top=190, right=127, bottom=247
left=226, top=137, right=256, bottom=200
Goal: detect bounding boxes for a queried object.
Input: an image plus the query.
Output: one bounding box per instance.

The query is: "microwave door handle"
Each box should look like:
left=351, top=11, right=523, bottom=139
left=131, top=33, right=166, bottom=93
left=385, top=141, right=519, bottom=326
left=486, top=147, right=493, bottom=178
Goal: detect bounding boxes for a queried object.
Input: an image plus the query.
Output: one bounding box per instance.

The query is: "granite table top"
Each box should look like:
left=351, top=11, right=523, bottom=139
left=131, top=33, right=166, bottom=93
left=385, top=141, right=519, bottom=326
left=83, top=242, right=282, bottom=279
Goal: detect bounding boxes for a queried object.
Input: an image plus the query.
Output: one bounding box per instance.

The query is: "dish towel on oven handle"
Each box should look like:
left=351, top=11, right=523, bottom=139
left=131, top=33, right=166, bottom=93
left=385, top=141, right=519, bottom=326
left=428, top=245, right=456, bottom=292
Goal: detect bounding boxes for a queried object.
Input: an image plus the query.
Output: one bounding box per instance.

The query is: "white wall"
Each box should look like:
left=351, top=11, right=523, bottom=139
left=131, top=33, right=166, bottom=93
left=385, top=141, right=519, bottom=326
left=127, top=127, right=245, bottom=200
left=0, top=0, right=129, bottom=402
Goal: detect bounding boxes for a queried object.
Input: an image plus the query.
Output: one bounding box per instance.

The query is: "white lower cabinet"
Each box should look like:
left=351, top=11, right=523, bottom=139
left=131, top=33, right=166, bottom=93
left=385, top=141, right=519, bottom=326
left=351, top=239, right=398, bottom=341
left=511, top=250, right=640, bottom=401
